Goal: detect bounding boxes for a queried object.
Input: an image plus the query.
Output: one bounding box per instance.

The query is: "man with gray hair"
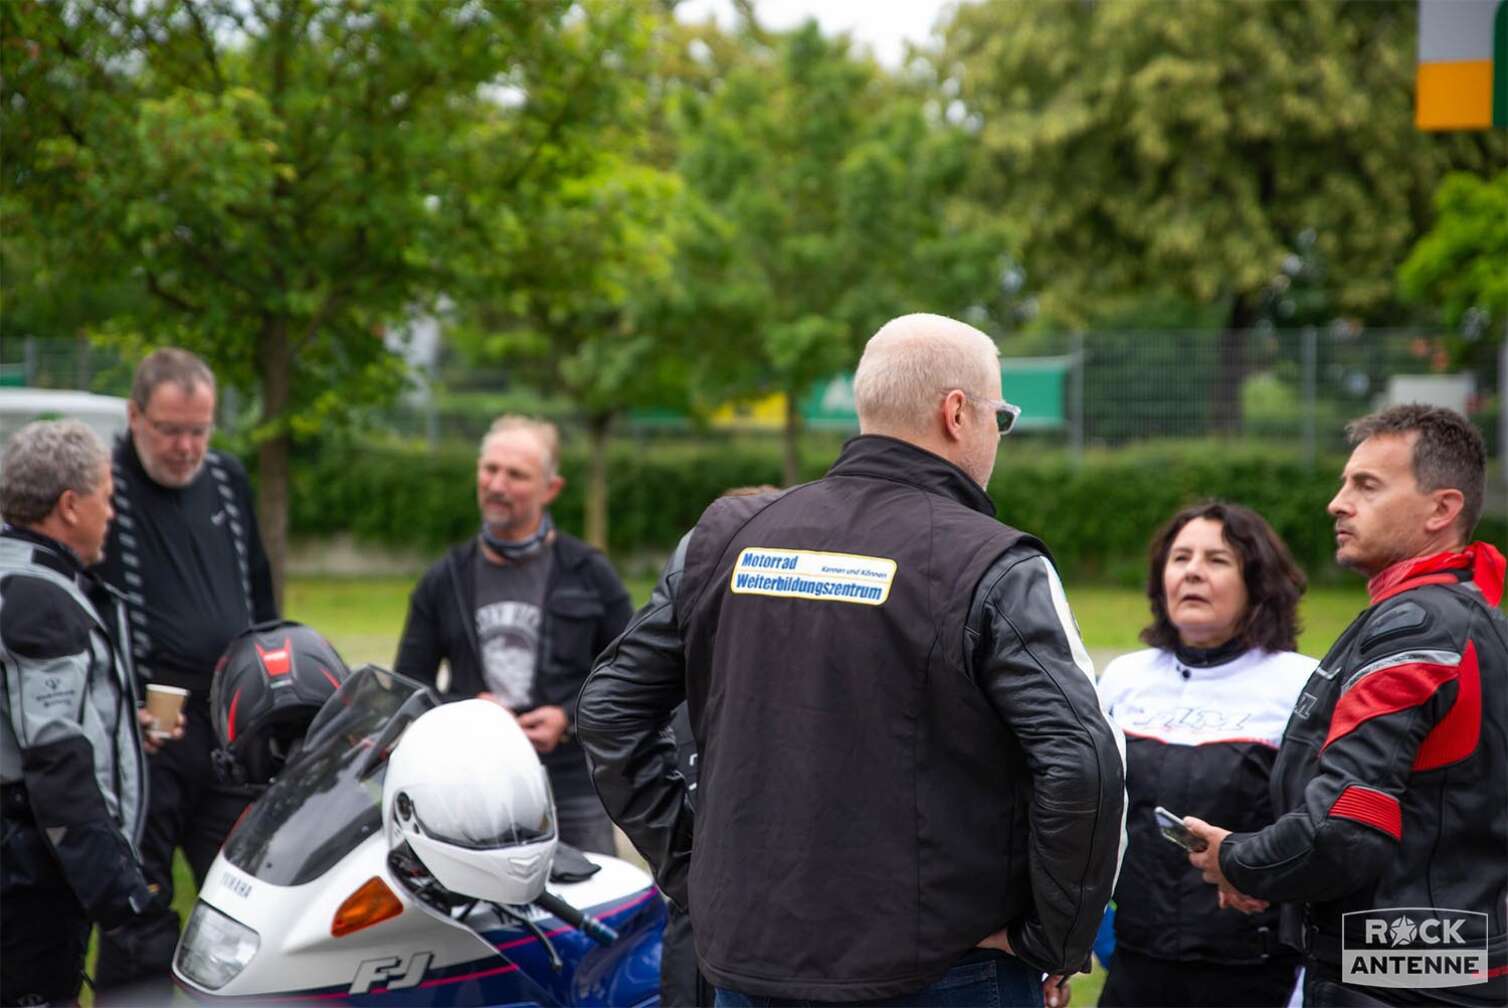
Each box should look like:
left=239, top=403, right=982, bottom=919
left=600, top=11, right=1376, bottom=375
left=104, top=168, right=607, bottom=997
left=0, top=420, right=161, bottom=1004
left=395, top=414, right=632, bottom=854
left=578, top=313, right=1126, bottom=1006
left=93, top=347, right=277, bottom=996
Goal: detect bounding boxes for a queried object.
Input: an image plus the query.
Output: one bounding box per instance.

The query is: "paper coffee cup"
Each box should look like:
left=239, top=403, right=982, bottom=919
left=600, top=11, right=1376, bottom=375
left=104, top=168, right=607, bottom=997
left=144, top=684, right=188, bottom=740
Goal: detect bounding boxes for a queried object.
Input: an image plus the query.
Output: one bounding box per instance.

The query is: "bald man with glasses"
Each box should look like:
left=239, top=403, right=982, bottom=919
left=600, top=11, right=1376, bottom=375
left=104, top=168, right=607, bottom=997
left=579, top=313, right=1124, bottom=1008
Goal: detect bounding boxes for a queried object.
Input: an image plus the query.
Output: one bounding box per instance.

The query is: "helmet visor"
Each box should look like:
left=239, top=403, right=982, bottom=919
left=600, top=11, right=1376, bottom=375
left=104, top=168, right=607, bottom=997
left=399, top=767, right=556, bottom=850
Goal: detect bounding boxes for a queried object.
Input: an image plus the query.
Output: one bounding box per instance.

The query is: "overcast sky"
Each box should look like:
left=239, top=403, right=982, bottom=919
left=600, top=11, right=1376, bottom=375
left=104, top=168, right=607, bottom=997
left=675, top=0, right=957, bottom=66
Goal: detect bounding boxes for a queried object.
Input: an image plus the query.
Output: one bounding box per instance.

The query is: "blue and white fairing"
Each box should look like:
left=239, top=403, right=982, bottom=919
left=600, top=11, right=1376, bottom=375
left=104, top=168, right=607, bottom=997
left=173, top=667, right=665, bottom=1006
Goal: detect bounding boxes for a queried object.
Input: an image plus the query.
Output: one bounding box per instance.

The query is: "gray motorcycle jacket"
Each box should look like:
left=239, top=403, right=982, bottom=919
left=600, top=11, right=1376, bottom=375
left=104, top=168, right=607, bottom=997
left=1, top=525, right=153, bottom=929
left=578, top=435, right=1126, bottom=999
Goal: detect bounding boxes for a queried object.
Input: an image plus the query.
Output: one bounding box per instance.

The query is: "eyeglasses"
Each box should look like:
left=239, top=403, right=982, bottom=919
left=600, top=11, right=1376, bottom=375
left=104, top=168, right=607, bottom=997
left=142, top=416, right=214, bottom=441
left=944, top=390, right=1022, bottom=436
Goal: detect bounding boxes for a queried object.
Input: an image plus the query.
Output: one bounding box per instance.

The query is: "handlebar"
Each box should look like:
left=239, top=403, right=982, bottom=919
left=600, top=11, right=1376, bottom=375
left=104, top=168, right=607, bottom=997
left=534, top=890, right=620, bottom=947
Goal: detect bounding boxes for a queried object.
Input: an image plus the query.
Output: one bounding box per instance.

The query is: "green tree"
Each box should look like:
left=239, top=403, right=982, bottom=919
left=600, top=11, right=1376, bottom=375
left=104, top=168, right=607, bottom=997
left=675, top=18, right=1011, bottom=483
left=451, top=154, right=686, bottom=550
left=443, top=1, right=685, bottom=551
left=1399, top=170, right=1508, bottom=367
left=940, top=0, right=1507, bottom=431
left=1, top=0, right=632, bottom=599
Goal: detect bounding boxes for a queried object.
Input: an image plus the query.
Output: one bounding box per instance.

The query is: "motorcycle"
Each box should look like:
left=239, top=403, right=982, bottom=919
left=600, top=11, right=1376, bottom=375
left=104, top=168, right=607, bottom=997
left=173, top=665, right=666, bottom=1005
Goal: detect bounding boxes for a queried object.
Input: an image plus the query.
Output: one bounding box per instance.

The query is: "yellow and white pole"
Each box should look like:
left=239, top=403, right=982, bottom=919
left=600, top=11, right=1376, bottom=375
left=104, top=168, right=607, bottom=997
left=1416, top=0, right=1506, bottom=130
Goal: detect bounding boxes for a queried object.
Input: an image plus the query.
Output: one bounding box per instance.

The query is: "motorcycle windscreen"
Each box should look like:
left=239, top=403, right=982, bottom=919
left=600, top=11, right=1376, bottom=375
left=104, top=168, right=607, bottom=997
left=221, top=665, right=438, bottom=886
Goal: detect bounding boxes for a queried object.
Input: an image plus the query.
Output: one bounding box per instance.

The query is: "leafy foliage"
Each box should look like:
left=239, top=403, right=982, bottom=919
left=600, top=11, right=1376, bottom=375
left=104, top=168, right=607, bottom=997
left=1, top=0, right=653, bottom=590
left=940, top=0, right=1506, bottom=328
left=1399, top=171, right=1508, bottom=357
left=670, top=17, right=1012, bottom=480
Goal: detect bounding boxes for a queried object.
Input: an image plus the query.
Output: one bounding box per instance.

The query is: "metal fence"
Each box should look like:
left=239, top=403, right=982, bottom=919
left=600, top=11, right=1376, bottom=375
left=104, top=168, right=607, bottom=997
left=6, top=329, right=1504, bottom=471
left=1036, top=328, right=1504, bottom=461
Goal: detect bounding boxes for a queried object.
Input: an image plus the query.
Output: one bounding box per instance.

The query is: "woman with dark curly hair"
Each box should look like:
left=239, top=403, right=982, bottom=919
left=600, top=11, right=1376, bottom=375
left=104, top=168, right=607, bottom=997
left=1097, top=502, right=1313, bottom=1008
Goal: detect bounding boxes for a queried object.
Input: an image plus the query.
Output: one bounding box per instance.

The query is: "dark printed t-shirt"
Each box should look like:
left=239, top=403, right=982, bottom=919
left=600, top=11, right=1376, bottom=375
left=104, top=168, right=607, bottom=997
left=473, top=550, right=552, bottom=709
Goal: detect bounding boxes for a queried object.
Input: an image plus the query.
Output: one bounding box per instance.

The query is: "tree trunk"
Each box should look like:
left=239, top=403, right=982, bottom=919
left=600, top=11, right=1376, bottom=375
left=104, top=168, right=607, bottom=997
left=782, top=390, right=801, bottom=487
left=258, top=318, right=291, bottom=611
left=1212, top=295, right=1258, bottom=435
left=584, top=412, right=612, bottom=551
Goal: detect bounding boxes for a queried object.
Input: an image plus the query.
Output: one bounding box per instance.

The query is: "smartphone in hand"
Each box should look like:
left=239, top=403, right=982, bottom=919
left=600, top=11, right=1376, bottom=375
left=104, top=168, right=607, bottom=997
left=1154, top=806, right=1209, bottom=852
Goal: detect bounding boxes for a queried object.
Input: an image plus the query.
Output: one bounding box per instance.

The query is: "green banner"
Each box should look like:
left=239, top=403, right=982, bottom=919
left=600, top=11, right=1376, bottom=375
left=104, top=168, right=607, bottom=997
left=800, top=356, right=1071, bottom=430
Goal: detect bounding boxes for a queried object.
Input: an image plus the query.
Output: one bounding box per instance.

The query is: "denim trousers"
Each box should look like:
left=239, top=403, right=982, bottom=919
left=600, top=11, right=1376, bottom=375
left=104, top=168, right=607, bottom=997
left=714, top=950, right=1043, bottom=1008
left=553, top=789, right=618, bottom=856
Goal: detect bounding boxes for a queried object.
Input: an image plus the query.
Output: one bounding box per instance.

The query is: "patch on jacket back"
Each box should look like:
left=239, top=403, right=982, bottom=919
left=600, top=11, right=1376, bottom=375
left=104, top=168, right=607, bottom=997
left=729, top=547, right=896, bottom=606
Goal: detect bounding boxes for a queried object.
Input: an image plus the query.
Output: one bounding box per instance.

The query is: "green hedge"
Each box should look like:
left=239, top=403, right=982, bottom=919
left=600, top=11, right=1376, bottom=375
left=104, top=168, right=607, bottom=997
left=284, top=435, right=1506, bottom=585
left=990, top=442, right=1345, bottom=583
left=287, top=434, right=831, bottom=562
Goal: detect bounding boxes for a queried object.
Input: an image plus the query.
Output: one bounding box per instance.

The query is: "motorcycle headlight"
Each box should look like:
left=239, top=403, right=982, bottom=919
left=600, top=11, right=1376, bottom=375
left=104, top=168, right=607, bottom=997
left=175, top=901, right=260, bottom=990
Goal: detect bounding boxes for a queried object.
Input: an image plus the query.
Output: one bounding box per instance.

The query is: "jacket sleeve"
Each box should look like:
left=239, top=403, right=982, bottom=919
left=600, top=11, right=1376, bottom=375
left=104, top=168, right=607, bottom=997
left=392, top=566, right=447, bottom=694
left=591, top=554, right=634, bottom=653
left=967, top=544, right=1127, bottom=975
left=1, top=577, right=154, bottom=930
left=1221, top=596, right=1462, bottom=903
left=228, top=455, right=278, bottom=622
left=575, top=532, right=694, bottom=908
left=561, top=552, right=634, bottom=726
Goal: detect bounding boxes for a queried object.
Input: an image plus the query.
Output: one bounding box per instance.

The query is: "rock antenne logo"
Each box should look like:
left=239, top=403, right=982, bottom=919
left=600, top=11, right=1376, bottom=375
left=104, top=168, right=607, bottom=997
left=1388, top=916, right=1418, bottom=947
left=1342, top=908, right=1488, bottom=989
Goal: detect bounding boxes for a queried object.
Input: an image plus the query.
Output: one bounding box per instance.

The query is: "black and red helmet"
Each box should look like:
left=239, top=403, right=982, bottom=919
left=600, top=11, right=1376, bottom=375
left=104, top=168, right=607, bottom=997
left=210, top=619, right=350, bottom=785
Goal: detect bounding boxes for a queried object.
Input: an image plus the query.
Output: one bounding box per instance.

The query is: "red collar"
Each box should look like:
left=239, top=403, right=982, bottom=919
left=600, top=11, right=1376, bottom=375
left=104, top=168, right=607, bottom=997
left=1367, top=541, right=1505, bottom=607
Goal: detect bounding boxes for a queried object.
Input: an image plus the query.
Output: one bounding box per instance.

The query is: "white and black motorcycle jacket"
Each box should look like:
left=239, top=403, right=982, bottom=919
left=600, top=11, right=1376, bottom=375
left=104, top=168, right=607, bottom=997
left=1099, top=645, right=1313, bottom=964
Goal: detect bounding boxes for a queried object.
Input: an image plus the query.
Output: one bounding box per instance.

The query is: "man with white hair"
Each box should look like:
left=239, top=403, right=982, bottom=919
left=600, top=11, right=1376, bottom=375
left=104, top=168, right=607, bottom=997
left=578, top=314, right=1126, bottom=1007
left=0, top=420, right=163, bottom=1004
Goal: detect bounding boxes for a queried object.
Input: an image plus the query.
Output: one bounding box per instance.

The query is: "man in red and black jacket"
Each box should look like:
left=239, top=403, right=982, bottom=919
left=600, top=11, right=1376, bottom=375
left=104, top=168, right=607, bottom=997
left=1187, top=405, right=1506, bottom=1008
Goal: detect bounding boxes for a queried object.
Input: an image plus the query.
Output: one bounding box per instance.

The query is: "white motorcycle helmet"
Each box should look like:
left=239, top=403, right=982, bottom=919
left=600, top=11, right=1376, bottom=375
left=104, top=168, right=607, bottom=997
left=383, top=699, right=557, bottom=905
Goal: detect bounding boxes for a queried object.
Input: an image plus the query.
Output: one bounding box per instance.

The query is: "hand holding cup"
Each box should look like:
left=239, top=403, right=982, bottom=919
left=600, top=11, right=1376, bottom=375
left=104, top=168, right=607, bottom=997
left=142, top=683, right=188, bottom=752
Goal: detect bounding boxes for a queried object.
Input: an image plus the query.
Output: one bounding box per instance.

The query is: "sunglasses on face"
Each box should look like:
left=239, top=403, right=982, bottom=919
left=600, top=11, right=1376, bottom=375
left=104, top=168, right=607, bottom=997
left=945, top=390, right=1022, bottom=436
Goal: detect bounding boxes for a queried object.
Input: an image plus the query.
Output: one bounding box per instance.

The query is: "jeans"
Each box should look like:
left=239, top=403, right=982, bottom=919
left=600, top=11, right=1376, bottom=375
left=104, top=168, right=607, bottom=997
left=714, top=950, right=1043, bottom=1008
left=554, top=789, right=617, bottom=855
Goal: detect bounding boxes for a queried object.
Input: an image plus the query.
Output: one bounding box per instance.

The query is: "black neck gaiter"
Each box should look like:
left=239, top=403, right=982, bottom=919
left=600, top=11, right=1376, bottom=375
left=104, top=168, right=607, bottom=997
left=481, top=511, right=554, bottom=562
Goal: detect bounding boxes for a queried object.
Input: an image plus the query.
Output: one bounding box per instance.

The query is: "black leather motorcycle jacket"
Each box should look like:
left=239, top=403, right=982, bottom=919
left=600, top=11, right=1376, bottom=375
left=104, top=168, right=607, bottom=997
left=1221, top=542, right=1507, bottom=1006
left=577, top=436, right=1126, bottom=1000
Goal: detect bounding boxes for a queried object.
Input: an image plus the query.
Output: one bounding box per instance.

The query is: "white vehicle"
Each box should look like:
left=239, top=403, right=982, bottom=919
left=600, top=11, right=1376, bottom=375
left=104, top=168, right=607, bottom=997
left=174, top=666, right=666, bottom=1005
left=0, top=388, right=128, bottom=447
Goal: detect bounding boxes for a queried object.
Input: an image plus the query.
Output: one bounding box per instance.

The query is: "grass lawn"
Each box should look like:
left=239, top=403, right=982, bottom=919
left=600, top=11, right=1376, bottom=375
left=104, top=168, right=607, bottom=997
left=91, top=574, right=1372, bottom=1004
left=1066, top=581, right=1370, bottom=658
left=284, top=573, right=1372, bottom=670
left=284, top=575, right=419, bottom=666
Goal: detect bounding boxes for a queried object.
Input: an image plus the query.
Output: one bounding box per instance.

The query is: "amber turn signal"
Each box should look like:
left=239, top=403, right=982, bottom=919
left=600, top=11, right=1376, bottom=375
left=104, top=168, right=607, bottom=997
left=331, top=876, right=403, bottom=937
